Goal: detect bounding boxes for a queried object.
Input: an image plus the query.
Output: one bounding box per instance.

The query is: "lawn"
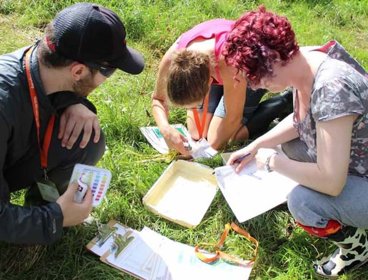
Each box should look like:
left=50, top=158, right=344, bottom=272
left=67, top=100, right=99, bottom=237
left=0, top=0, right=367, bottom=279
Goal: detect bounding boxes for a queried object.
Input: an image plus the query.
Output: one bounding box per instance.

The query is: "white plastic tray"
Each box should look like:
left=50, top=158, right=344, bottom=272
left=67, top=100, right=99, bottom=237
left=143, top=160, right=218, bottom=228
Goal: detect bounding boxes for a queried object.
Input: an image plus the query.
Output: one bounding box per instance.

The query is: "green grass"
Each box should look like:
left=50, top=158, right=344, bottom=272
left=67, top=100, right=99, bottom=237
left=0, top=0, right=368, bottom=279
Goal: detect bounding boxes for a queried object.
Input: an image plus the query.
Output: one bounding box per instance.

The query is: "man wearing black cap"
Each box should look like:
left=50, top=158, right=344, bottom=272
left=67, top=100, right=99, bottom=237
left=0, top=3, right=144, bottom=245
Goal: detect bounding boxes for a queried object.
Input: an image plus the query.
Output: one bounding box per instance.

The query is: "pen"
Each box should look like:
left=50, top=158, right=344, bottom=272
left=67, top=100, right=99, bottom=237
left=183, top=142, right=192, bottom=151
left=233, top=152, right=251, bottom=164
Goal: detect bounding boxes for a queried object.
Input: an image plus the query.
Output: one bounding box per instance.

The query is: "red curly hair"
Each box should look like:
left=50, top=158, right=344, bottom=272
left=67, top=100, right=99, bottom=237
left=223, top=6, right=299, bottom=86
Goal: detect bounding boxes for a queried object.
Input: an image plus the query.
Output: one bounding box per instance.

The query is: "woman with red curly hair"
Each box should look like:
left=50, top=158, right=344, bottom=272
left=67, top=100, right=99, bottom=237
left=226, top=6, right=368, bottom=277
left=151, top=18, right=293, bottom=156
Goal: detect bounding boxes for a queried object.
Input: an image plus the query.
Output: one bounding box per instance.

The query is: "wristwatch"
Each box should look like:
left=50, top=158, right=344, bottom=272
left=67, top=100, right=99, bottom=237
left=265, top=152, right=278, bottom=173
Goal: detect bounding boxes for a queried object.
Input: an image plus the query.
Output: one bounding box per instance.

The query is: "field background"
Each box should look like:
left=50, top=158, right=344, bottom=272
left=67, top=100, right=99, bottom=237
left=0, top=0, right=367, bottom=279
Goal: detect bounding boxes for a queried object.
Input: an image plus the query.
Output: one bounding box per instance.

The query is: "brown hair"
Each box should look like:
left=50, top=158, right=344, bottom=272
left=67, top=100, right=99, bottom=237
left=167, top=49, right=213, bottom=106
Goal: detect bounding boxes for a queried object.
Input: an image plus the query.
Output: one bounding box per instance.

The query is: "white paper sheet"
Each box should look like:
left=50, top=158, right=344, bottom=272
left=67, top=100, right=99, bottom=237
left=215, top=159, right=298, bottom=223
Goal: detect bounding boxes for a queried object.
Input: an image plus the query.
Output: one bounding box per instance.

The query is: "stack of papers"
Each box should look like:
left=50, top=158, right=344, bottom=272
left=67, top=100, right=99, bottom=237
left=87, top=220, right=253, bottom=280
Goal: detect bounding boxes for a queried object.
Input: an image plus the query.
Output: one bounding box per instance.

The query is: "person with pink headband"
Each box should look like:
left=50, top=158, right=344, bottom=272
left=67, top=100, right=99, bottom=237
left=151, top=18, right=293, bottom=156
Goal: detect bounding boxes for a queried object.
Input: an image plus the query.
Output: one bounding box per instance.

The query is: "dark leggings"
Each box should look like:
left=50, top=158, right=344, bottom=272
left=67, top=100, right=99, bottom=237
left=209, top=85, right=293, bottom=139
left=246, top=88, right=293, bottom=138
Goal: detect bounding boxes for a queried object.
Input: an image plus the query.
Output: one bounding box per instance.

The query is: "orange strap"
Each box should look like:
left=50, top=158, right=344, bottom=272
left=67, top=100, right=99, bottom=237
left=192, top=94, right=209, bottom=139
left=195, top=222, right=258, bottom=266
left=25, top=46, right=56, bottom=171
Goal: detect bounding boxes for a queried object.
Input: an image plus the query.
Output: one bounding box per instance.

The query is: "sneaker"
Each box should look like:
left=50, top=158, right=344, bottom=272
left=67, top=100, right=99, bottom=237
left=313, top=227, right=368, bottom=277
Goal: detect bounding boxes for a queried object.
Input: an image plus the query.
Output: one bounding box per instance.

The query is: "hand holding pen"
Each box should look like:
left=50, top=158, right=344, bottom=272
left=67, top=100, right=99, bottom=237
left=232, top=152, right=251, bottom=164
left=227, top=148, right=255, bottom=173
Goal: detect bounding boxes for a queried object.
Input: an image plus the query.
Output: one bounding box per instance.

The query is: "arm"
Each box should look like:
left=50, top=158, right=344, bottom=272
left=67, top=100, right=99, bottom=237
left=207, top=62, right=246, bottom=149
left=151, top=44, right=191, bottom=155
left=151, top=48, right=172, bottom=133
left=228, top=113, right=298, bottom=172
left=0, top=202, right=64, bottom=244
left=266, top=115, right=356, bottom=196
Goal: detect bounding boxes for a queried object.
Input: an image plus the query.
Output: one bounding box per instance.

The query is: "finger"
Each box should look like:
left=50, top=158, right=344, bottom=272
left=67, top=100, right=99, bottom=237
left=227, top=156, right=234, bottom=165
left=170, top=137, right=184, bottom=151
left=83, top=186, right=93, bottom=204
left=62, top=119, right=76, bottom=148
left=66, top=122, right=84, bottom=149
left=58, top=113, right=67, bottom=139
left=176, top=139, right=192, bottom=155
left=82, top=187, right=93, bottom=211
left=65, top=181, right=79, bottom=199
left=235, top=160, right=246, bottom=173
left=79, top=122, right=93, bottom=149
left=179, top=134, right=188, bottom=142
left=227, top=154, right=238, bottom=165
left=235, top=155, right=253, bottom=173
left=92, top=118, right=101, bottom=143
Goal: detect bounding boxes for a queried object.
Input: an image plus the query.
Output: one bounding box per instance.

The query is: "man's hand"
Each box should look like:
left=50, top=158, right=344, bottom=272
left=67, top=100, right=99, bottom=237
left=58, top=104, right=101, bottom=149
left=56, top=181, right=93, bottom=227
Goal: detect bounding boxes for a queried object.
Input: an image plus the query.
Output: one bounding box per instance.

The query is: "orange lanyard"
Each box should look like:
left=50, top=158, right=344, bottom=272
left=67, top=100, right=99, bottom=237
left=195, top=222, right=259, bottom=266
left=192, top=93, right=209, bottom=139
left=25, top=46, right=55, bottom=175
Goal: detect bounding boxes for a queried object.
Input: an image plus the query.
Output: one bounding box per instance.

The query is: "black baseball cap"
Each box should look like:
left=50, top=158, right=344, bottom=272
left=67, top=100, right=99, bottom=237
left=49, top=3, right=144, bottom=74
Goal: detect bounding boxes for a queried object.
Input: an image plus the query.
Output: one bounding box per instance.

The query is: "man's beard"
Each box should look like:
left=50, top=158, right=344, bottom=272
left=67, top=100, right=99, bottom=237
left=72, top=74, right=97, bottom=97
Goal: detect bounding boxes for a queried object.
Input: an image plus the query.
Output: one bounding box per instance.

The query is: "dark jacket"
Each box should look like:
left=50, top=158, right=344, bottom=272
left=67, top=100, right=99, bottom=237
left=0, top=44, right=95, bottom=244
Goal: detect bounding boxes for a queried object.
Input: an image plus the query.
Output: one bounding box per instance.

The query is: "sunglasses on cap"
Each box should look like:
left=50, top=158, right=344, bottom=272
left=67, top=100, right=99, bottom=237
left=84, top=62, right=116, bottom=78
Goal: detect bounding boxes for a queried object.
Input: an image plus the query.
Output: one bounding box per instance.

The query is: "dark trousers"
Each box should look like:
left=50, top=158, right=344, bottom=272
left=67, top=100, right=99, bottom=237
left=5, top=117, right=106, bottom=194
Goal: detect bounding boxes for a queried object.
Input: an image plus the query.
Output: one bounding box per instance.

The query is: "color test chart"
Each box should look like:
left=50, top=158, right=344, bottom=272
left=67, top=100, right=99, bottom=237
left=70, top=164, right=112, bottom=207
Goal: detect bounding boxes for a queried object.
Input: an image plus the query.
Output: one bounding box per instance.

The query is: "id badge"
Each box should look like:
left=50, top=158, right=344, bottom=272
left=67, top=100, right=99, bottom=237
left=37, top=179, right=60, bottom=202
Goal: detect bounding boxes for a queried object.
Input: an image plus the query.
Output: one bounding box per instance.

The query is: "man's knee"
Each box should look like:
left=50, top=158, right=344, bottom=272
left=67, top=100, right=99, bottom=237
left=48, top=130, right=106, bottom=193
left=80, top=131, right=106, bottom=165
